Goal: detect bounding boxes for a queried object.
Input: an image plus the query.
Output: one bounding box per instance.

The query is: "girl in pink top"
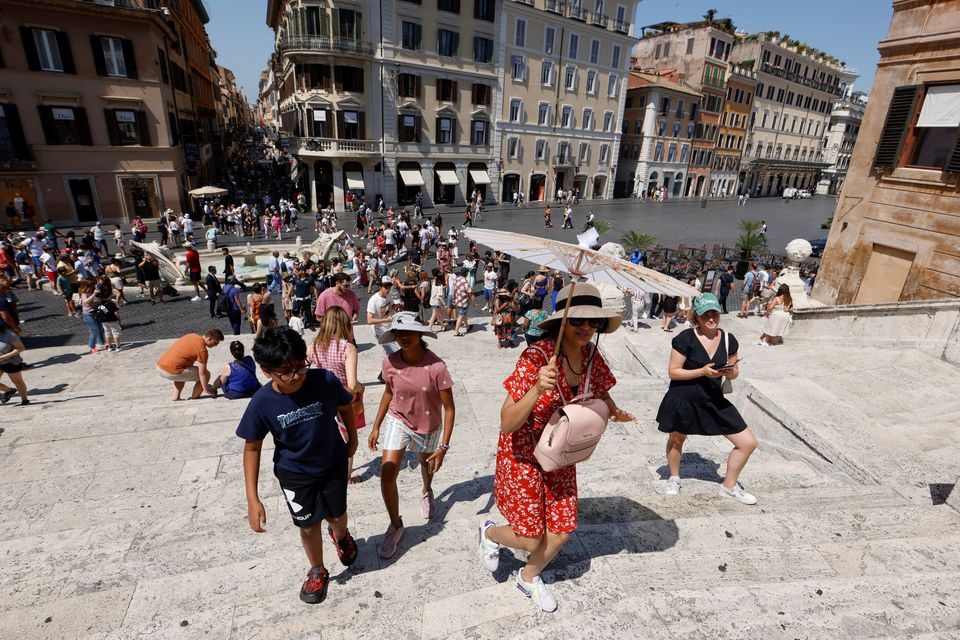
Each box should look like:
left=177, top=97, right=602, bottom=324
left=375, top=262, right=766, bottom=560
left=271, top=213, right=283, bottom=240
left=309, top=307, right=364, bottom=482
left=368, top=311, right=455, bottom=560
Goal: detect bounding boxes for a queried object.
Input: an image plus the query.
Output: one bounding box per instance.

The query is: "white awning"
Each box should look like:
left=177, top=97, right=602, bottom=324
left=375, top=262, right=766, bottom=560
left=436, top=169, right=460, bottom=185
left=399, top=169, right=425, bottom=186
left=345, top=171, right=365, bottom=189
left=918, top=84, right=960, bottom=127
left=469, top=169, right=491, bottom=185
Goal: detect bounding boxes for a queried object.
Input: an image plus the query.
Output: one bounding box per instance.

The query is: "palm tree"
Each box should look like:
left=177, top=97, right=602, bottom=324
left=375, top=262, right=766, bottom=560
left=736, top=219, right=766, bottom=258
left=703, top=8, right=718, bottom=22
left=620, top=230, right=657, bottom=251
left=592, top=219, right=614, bottom=235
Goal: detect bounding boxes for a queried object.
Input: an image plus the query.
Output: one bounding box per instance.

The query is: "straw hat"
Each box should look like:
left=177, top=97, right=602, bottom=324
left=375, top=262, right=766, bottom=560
left=538, top=282, right=621, bottom=333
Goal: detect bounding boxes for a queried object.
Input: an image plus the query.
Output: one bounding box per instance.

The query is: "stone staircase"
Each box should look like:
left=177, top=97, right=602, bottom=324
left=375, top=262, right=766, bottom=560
left=1, top=324, right=959, bottom=638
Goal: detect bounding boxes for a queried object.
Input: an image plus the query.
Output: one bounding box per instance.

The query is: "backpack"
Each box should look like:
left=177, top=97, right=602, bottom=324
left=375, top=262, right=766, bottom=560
left=216, top=288, right=233, bottom=315
left=525, top=343, right=610, bottom=472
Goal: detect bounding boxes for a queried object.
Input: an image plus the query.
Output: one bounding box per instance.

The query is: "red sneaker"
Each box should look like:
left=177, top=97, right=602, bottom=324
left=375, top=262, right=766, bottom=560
left=299, top=566, right=329, bottom=604
left=328, top=526, right=358, bottom=567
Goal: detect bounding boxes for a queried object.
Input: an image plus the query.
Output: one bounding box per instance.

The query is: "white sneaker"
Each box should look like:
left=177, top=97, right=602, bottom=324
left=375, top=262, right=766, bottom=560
left=663, top=476, right=681, bottom=495
left=719, top=482, right=757, bottom=505
left=755, top=339, right=765, bottom=346
left=190, top=296, right=202, bottom=302
left=478, top=520, right=501, bottom=572
left=516, top=572, right=558, bottom=612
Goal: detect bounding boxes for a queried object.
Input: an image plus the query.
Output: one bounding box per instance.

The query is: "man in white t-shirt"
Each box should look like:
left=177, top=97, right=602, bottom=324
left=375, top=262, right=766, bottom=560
left=367, top=276, right=396, bottom=355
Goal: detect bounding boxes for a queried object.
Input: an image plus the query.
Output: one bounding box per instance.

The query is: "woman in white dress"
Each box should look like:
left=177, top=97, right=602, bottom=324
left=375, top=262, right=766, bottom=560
left=757, top=284, right=793, bottom=346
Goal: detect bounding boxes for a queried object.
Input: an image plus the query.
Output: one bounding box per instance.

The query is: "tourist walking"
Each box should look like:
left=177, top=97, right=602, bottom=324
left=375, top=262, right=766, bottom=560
left=493, top=288, right=516, bottom=348
left=479, top=283, right=633, bottom=612
left=236, top=327, right=358, bottom=605
left=315, top=273, right=360, bottom=323
left=368, top=312, right=455, bottom=559
left=309, top=307, right=365, bottom=483
left=222, top=276, right=245, bottom=335
left=660, top=295, right=679, bottom=332
left=246, top=283, right=272, bottom=334
left=79, top=280, right=105, bottom=354
left=481, top=263, right=497, bottom=311
left=426, top=270, right=447, bottom=331
left=452, top=267, right=473, bottom=336
left=655, top=293, right=757, bottom=504
left=0, top=318, right=29, bottom=404
left=717, top=266, right=735, bottom=314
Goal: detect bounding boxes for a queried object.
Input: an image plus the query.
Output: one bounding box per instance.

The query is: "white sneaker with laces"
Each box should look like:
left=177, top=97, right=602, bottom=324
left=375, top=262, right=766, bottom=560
left=516, top=571, right=558, bottom=613
left=190, top=296, right=202, bottom=302
left=719, top=482, right=757, bottom=505
left=478, top=520, right=501, bottom=572
left=663, top=476, right=681, bottom=495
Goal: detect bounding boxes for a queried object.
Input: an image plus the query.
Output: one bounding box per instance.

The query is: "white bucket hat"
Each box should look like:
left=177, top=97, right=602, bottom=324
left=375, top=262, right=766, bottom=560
left=377, top=311, right=438, bottom=344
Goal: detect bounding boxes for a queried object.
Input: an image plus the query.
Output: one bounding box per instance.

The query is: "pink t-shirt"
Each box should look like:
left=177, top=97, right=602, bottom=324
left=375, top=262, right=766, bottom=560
left=315, top=287, right=360, bottom=319
left=382, top=349, right=452, bottom=434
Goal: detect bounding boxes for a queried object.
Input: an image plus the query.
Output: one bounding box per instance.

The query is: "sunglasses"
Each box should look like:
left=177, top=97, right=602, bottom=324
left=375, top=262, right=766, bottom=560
left=568, top=317, right=606, bottom=329
left=266, top=362, right=310, bottom=381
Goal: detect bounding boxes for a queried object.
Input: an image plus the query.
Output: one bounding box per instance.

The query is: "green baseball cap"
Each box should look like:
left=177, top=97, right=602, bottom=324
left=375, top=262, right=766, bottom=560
left=693, top=292, right=722, bottom=316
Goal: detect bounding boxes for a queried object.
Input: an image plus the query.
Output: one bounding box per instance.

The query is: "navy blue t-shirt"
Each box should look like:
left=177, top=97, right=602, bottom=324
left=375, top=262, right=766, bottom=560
left=235, top=369, right=353, bottom=475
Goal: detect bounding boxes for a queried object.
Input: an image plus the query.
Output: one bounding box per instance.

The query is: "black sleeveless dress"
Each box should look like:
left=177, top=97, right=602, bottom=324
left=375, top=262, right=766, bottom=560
left=656, top=328, right=747, bottom=435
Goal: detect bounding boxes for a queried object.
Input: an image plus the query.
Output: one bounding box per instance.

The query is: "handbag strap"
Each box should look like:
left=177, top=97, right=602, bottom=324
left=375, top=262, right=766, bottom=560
left=722, top=330, right=729, bottom=384
left=527, top=341, right=597, bottom=404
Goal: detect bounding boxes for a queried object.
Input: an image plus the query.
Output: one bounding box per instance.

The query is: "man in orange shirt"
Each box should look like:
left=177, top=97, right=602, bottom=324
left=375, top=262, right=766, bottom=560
left=156, top=328, right=224, bottom=401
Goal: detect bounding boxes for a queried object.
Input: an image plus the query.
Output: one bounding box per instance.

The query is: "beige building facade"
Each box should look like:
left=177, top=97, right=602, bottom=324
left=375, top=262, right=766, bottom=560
left=497, top=0, right=638, bottom=203
left=817, top=89, right=866, bottom=195
left=731, top=32, right=853, bottom=197
left=814, top=0, right=960, bottom=305
left=713, top=63, right=756, bottom=196
left=0, top=0, right=222, bottom=225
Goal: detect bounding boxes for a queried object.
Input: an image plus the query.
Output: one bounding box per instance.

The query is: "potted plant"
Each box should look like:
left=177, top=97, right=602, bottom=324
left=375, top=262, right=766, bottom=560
left=620, top=231, right=658, bottom=252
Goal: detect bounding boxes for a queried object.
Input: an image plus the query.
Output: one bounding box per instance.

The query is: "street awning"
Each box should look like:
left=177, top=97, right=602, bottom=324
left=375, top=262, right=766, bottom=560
left=469, top=169, right=491, bottom=185
left=345, top=171, right=365, bottom=189
left=436, top=169, right=460, bottom=185
left=399, top=169, right=425, bottom=186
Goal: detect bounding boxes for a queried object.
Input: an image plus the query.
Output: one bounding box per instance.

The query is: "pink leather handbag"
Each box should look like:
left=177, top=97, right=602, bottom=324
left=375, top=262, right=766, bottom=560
left=531, top=345, right=611, bottom=472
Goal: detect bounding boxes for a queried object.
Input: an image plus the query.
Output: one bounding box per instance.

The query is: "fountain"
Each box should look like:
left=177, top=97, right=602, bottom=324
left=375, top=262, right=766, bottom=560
left=243, top=242, right=258, bottom=267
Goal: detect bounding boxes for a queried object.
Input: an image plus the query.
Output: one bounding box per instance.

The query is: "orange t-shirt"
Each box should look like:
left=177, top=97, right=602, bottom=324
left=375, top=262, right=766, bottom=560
left=156, top=334, right=208, bottom=374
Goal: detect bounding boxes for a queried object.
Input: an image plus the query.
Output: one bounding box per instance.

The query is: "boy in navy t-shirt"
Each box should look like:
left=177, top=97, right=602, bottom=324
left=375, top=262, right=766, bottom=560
left=237, top=327, right=358, bottom=604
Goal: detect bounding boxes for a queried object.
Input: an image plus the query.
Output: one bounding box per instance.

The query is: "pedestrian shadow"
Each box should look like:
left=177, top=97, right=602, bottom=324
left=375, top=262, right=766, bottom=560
left=22, top=335, right=73, bottom=349
left=655, top=452, right=724, bottom=483
left=26, top=393, right=104, bottom=405
left=29, top=383, right=69, bottom=396
left=29, top=352, right=82, bottom=368
left=122, top=321, right=156, bottom=329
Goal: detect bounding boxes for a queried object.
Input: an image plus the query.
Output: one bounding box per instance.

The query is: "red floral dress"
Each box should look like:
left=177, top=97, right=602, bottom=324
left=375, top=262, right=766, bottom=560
left=496, top=337, right=616, bottom=537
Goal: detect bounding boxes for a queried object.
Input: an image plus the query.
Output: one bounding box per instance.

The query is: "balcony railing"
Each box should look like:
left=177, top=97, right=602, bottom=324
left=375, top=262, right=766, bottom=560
left=293, top=137, right=379, bottom=154
left=554, top=153, right=574, bottom=165
left=545, top=0, right=566, bottom=13
left=569, top=4, right=587, bottom=20
left=760, top=62, right=843, bottom=96
left=590, top=12, right=609, bottom=27
left=279, top=35, right=374, bottom=57
left=613, top=20, right=630, bottom=34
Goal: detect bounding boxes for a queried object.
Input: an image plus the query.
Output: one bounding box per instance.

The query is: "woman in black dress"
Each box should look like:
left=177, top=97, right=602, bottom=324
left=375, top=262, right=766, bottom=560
left=660, top=295, right=679, bottom=332
left=655, top=293, right=759, bottom=504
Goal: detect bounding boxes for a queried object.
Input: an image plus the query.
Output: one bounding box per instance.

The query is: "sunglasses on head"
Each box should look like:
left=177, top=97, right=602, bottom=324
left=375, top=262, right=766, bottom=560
left=568, top=317, right=606, bottom=329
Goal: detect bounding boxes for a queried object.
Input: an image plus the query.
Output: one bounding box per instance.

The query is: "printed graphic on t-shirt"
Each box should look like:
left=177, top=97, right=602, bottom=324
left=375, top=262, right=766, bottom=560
left=278, top=403, right=324, bottom=429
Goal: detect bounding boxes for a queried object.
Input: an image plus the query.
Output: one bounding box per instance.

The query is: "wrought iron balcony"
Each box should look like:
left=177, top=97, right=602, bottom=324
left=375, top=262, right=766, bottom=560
left=590, top=12, right=609, bottom=27
left=569, top=4, right=587, bottom=20
left=545, top=0, right=566, bottom=13
left=613, top=20, right=630, bottom=34
left=279, top=35, right=374, bottom=57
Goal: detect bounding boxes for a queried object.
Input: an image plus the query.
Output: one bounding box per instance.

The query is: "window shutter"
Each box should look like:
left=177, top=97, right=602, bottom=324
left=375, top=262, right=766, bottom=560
left=90, top=36, right=107, bottom=76
left=359, top=112, right=366, bottom=138
left=451, top=81, right=458, bottom=105
left=56, top=31, right=76, bottom=74
left=336, top=111, right=345, bottom=138
left=451, top=119, right=457, bottom=144
left=20, top=28, right=41, bottom=71
left=332, top=9, right=340, bottom=37
left=3, top=104, right=29, bottom=158
left=121, top=39, right=138, bottom=79
left=136, top=110, right=151, bottom=146
left=104, top=109, right=121, bottom=146
left=415, top=76, right=421, bottom=99
left=484, top=122, right=490, bottom=145
left=355, top=14, right=363, bottom=40
left=947, top=133, right=960, bottom=174
left=75, top=108, right=92, bottom=145
left=435, top=117, right=442, bottom=144
left=873, top=85, right=920, bottom=169
left=474, top=0, right=481, bottom=19
left=415, top=116, right=422, bottom=143
left=37, top=105, right=57, bottom=144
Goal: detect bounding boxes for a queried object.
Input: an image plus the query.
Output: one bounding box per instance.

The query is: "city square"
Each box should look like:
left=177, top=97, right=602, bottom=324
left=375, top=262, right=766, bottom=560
left=1, top=0, right=960, bottom=638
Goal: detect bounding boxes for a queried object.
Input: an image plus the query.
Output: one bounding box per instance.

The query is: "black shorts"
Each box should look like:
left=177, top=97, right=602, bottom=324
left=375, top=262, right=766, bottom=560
left=274, top=463, right=347, bottom=528
left=0, top=361, right=25, bottom=374
left=189, top=271, right=202, bottom=283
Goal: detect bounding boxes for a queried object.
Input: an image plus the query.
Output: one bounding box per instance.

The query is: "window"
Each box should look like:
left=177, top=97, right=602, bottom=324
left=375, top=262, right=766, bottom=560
left=586, top=69, right=598, bottom=94
left=690, top=103, right=697, bottom=120
left=25, top=28, right=73, bottom=73
left=471, top=119, right=489, bottom=145
left=106, top=109, right=145, bottom=146
left=579, top=141, right=589, bottom=162
left=568, top=33, right=579, bottom=60
left=536, top=139, right=547, bottom=160
left=474, top=0, right=495, bottom=21
left=603, top=111, right=613, bottom=132
left=680, top=146, right=688, bottom=163
left=622, top=119, right=629, bottom=134
left=564, top=65, right=577, bottom=91
left=561, top=106, right=573, bottom=127
left=334, top=66, right=364, bottom=92
left=541, top=61, right=554, bottom=86
left=676, top=99, right=684, bottom=117
left=635, top=119, right=643, bottom=134
left=582, top=108, right=593, bottom=130
left=686, top=38, right=694, bottom=55
left=890, top=84, right=960, bottom=171
left=607, top=74, right=618, bottom=98
left=654, top=142, right=663, bottom=161
left=515, top=19, right=526, bottom=47
left=507, top=136, right=520, bottom=158
left=437, top=78, right=458, bottom=102
left=538, top=102, right=550, bottom=126
left=340, top=110, right=363, bottom=139
left=545, top=27, right=555, bottom=55
left=667, top=144, right=677, bottom=162
left=663, top=42, right=670, bottom=57
left=611, top=45, right=621, bottom=69
left=98, top=37, right=130, bottom=78
left=590, top=39, right=600, bottom=64
left=672, top=122, right=680, bottom=137
left=558, top=141, right=571, bottom=163
left=659, top=97, right=670, bottom=114
left=599, top=143, right=609, bottom=164
left=511, top=55, right=526, bottom=81
left=658, top=120, right=665, bottom=135
left=509, top=98, right=522, bottom=122
left=438, top=29, right=460, bottom=57
left=472, top=83, right=491, bottom=106
left=398, top=73, right=420, bottom=98
left=436, top=117, right=454, bottom=144
left=396, top=114, right=418, bottom=142
left=33, top=29, right=64, bottom=72
left=654, top=44, right=661, bottom=60
left=0, top=104, right=30, bottom=162
left=687, top=123, right=694, bottom=138
left=438, top=0, right=460, bottom=12
left=473, top=37, right=493, bottom=63
left=37, top=106, right=91, bottom=145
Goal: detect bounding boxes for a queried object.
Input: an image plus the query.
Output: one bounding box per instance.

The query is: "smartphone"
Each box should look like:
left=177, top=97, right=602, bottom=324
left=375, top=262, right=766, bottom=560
left=716, top=360, right=742, bottom=371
